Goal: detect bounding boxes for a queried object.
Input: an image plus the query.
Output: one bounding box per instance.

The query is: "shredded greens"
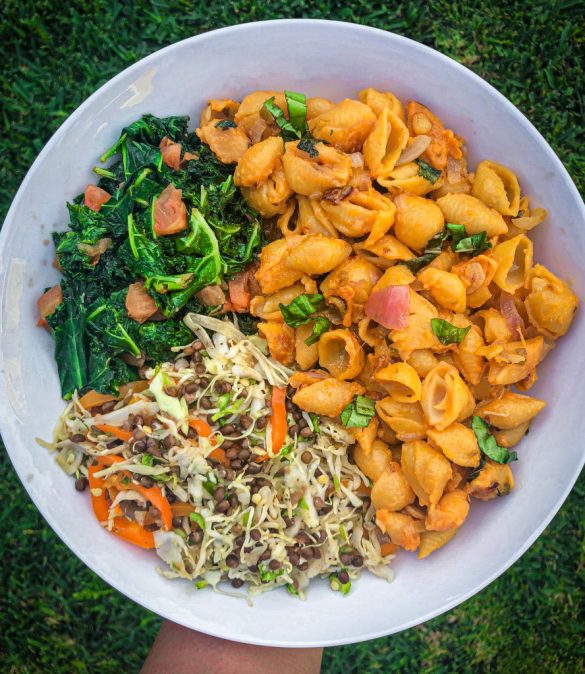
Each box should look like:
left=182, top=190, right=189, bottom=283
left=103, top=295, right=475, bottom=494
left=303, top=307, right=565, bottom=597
left=46, top=114, right=262, bottom=398
left=340, top=396, right=376, bottom=429
left=416, top=159, right=442, bottom=184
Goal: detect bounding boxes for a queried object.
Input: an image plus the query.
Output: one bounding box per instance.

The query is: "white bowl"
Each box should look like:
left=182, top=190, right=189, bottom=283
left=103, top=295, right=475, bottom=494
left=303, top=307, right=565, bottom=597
left=1, top=19, right=584, bottom=647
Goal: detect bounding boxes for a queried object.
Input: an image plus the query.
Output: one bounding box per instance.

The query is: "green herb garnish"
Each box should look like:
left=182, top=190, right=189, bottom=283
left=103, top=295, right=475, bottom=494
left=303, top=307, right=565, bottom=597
left=141, top=454, right=154, bottom=466
left=309, top=413, right=320, bottom=434
left=305, top=316, right=330, bottom=345
left=471, top=416, right=518, bottom=464
left=297, top=137, right=319, bottom=158
left=280, top=293, right=324, bottom=327
left=215, top=119, right=237, bottom=130
left=431, top=318, right=472, bottom=345
left=453, top=231, right=492, bottom=255
left=416, top=159, right=442, bottom=184
left=340, top=395, right=376, bottom=428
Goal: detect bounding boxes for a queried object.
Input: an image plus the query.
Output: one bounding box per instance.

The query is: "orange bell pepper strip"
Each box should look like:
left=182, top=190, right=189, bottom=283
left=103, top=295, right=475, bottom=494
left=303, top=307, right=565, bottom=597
left=170, top=502, right=196, bottom=517
left=131, top=482, right=173, bottom=531
left=94, top=424, right=133, bottom=443
left=108, top=518, right=155, bottom=549
left=270, top=386, right=287, bottom=454
left=188, top=418, right=230, bottom=467
left=79, top=390, right=116, bottom=409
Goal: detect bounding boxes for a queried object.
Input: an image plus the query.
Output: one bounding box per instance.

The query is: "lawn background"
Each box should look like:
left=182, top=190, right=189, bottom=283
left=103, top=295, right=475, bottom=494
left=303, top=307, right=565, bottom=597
left=1, top=1, right=584, bottom=672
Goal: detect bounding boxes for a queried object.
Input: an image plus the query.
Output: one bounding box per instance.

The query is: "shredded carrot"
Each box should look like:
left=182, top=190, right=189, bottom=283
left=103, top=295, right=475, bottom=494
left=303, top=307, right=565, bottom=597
left=270, top=386, right=287, bottom=454
left=170, top=502, right=196, bottom=517
left=94, top=424, right=133, bottom=443
left=188, top=418, right=216, bottom=444
left=208, top=447, right=230, bottom=468
left=380, top=542, right=399, bottom=556
left=131, top=482, right=173, bottom=531
left=79, top=390, right=116, bottom=409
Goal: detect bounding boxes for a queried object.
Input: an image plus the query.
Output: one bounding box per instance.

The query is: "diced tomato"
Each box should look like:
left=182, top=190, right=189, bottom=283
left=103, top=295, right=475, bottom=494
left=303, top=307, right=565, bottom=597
left=37, top=285, right=63, bottom=329
left=153, top=184, right=188, bottom=236
left=125, top=282, right=158, bottom=324
left=365, top=285, right=410, bottom=330
left=84, top=184, right=111, bottom=212
left=159, top=136, right=182, bottom=170
left=228, top=271, right=251, bottom=313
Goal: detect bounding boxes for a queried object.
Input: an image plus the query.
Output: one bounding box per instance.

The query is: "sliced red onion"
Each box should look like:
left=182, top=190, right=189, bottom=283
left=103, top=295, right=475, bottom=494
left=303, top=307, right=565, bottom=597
left=365, top=285, right=410, bottom=330
left=500, top=292, right=525, bottom=339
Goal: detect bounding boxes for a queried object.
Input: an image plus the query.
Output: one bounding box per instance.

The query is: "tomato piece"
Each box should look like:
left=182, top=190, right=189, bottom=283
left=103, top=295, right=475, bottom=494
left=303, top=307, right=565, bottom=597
left=84, top=184, right=111, bottom=212
left=159, top=136, right=182, bottom=170
left=37, top=285, right=62, bottom=328
left=125, top=282, right=158, bottom=323
left=153, top=184, right=188, bottom=236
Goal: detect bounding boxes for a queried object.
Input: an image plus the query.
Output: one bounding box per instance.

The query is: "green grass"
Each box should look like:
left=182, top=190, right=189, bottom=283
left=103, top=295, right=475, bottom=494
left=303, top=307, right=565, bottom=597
left=1, top=1, right=584, bottom=672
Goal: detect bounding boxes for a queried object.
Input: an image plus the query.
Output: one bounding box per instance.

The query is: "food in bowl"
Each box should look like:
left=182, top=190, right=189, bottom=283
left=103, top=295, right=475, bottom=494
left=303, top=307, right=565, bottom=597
left=37, top=87, right=578, bottom=598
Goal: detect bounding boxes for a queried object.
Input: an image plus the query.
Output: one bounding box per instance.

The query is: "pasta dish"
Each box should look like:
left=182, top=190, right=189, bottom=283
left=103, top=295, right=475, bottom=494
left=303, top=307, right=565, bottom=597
left=37, top=87, right=578, bottom=598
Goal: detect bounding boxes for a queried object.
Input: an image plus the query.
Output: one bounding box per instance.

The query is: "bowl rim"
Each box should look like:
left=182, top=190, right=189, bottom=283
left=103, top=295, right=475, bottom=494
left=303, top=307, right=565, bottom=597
left=1, top=18, right=584, bottom=648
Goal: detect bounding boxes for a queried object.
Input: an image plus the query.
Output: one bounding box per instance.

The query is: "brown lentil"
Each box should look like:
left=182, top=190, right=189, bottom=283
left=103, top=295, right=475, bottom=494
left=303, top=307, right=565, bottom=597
left=238, top=449, right=251, bottom=462
left=140, top=476, right=154, bottom=488
left=74, top=477, right=87, bottom=491
left=231, top=578, right=244, bottom=589
left=239, top=415, right=253, bottom=429
left=184, top=382, right=198, bottom=394
left=226, top=554, right=239, bottom=568
left=300, top=427, right=314, bottom=438
left=338, top=570, right=350, bottom=584
left=221, top=424, right=236, bottom=435
left=133, top=440, right=146, bottom=453
left=259, top=549, right=271, bottom=562
left=189, top=531, right=203, bottom=544
left=340, top=553, right=353, bottom=566
left=352, top=555, right=364, bottom=568
left=269, top=560, right=281, bottom=570
left=172, top=516, right=183, bottom=529
left=255, top=416, right=267, bottom=430
left=301, top=547, right=314, bottom=560
left=213, top=486, right=225, bottom=502
left=71, top=433, right=86, bottom=443
left=301, top=451, right=312, bottom=464
left=215, top=500, right=230, bottom=513
left=200, top=397, right=212, bottom=409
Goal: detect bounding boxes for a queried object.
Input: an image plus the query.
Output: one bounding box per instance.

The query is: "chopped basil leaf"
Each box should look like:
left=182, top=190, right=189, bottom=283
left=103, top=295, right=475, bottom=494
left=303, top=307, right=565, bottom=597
left=340, top=395, right=376, bottom=428
left=416, top=159, right=442, bottom=184
left=431, top=318, right=471, bottom=345
left=402, top=230, right=450, bottom=273
left=453, top=231, right=492, bottom=255
left=445, top=222, right=467, bottom=244
left=309, top=413, right=320, bottom=434
left=468, top=453, right=486, bottom=482
left=305, top=316, right=330, bottom=345
left=280, top=293, right=324, bottom=327
left=263, top=97, right=300, bottom=141
left=297, top=137, right=319, bottom=158
left=189, top=511, right=206, bottom=530
left=215, top=119, right=237, bottom=130
left=471, top=416, right=518, bottom=464
left=284, top=90, right=309, bottom=136
left=141, top=454, right=154, bottom=466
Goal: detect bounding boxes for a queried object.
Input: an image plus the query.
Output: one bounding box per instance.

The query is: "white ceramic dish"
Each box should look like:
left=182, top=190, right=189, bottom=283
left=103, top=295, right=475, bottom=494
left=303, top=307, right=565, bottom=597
left=1, top=19, right=584, bottom=647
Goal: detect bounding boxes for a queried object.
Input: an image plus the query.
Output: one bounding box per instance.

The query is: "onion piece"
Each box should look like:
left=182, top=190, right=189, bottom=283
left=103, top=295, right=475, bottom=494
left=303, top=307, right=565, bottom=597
left=396, top=135, right=431, bottom=166
left=349, top=152, right=364, bottom=168
left=446, top=157, right=465, bottom=184
left=500, top=292, right=525, bottom=339
left=91, top=400, right=159, bottom=427
left=365, top=286, right=410, bottom=329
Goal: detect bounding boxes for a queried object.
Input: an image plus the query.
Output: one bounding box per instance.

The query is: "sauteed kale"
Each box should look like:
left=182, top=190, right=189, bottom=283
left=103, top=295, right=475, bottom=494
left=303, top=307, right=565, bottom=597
left=45, top=114, right=262, bottom=399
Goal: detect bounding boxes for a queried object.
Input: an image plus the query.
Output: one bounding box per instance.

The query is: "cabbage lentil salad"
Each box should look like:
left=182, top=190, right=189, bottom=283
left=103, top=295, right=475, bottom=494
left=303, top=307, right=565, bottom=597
left=42, top=315, right=393, bottom=598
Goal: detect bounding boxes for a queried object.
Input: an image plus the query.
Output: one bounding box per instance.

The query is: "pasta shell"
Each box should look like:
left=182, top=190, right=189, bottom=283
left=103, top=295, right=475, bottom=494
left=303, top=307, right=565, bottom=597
left=452, top=324, right=486, bottom=385
left=196, top=123, right=250, bottom=164
left=371, top=461, right=415, bottom=511
left=487, top=337, right=544, bottom=386
left=320, top=189, right=395, bottom=239
left=436, top=193, right=508, bottom=237
left=234, top=136, right=284, bottom=187
left=525, top=264, right=579, bottom=338
left=476, top=391, right=546, bottom=429
left=350, top=417, right=379, bottom=456
left=377, top=161, right=440, bottom=196
left=420, top=362, right=475, bottom=430
left=401, top=439, right=453, bottom=506
left=375, top=398, right=427, bottom=441
left=292, top=378, right=365, bottom=417
left=418, top=527, right=458, bottom=559
left=425, top=489, right=470, bottom=531
left=309, top=98, right=376, bottom=152
left=407, top=349, right=440, bottom=378
left=363, top=109, right=409, bottom=178
left=417, top=267, right=467, bottom=313
left=493, top=421, right=530, bottom=447
left=354, top=439, right=393, bottom=482
left=359, top=87, right=405, bottom=121
left=376, top=510, right=421, bottom=551
left=282, top=140, right=352, bottom=197
left=427, top=423, right=480, bottom=468
left=394, top=193, right=445, bottom=252
left=294, top=323, right=319, bottom=370
left=492, top=234, right=533, bottom=293
left=318, top=329, right=365, bottom=380
left=375, top=362, right=422, bottom=403
left=286, top=234, right=352, bottom=276
left=472, top=160, right=521, bottom=216
left=466, top=460, right=514, bottom=501
left=354, top=234, right=415, bottom=269
left=257, top=322, right=295, bottom=366
left=241, top=167, right=293, bottom=217
left=255, top=238, right=304, bottom=294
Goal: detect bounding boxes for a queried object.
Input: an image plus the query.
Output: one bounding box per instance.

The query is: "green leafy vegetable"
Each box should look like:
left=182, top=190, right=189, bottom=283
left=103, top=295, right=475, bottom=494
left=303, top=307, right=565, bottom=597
left=329, top=572, right=351, bottom=596
left=416, top=159, right=442, bottom=184
left=285, top=90, right=309, bottom=135
left=304, top=316, right=330, bottom=346
left=297, top=137, right=319, bottom=158
left=280, top=293, right=324, bottom=327
left=263, top=97, right=300, bottom=141
left=453, top=231, right=492, bottom=255
left=141, top=455, right=154, bottom=466
left=445, top=222, right=467, bottom=243
left=340, top=396, right=376, bottom=428
left=215, top=119, right=237, bottom=130
left=471, top=416, right=518, bottom=464
left=402, top=230, right=450, bottom=273
left=431, top=318, right=471, bottom=345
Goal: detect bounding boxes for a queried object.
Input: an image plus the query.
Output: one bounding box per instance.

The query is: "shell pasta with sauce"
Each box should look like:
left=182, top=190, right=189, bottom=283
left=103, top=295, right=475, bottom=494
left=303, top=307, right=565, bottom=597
left=197, top=87, right=577, bottom=560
